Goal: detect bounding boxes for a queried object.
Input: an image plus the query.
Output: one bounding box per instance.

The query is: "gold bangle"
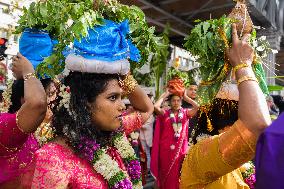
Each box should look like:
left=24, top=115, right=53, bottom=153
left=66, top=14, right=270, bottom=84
left=237, top=75, right=258, bottom=85
left=16, top=112, right=28, bottom=134
left=234, top=62, right=249, bottom=74
left=23, top=73, right=37, bottom=81
left=119, top=74, right=138, bottom=95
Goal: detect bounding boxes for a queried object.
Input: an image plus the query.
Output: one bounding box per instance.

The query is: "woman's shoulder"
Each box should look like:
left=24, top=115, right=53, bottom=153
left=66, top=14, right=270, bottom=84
left=34, top=142, right=75, bottom=168
left=37, top=141, right=71, bottom=154
left=33, top=142, right=107, bottom=188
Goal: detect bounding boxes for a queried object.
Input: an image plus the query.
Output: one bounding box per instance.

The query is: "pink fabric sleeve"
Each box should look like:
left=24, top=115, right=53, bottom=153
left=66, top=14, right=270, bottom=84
left=122, top=111, right=143, bottom=135
left=0, top=113, right=28, bottom=155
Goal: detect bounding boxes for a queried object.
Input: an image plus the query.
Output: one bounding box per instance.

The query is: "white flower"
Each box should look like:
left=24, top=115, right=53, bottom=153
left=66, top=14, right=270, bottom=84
left=58, top=85, right=71, bottom=115
left=114, top=135, right=136, bottom=159
left=93, top=151, right=122, bottom=180
left=0, top=80, right=13, bottom=113
left=62, top=67, right=70, bottom=77
left=256, top=46, right=265, bottom=52
left=90, top=132, right=141, bottom=187
left=243, top=162, right=253, bottom=170
left=130, top=132, right=139, bottom=140
left=66, top=19, right=74, bottom=28
left=259, top=36, right=267, bottom=41
left=252, top=40, right=258, bottom=48
left=271, top=49, right=278, bottom=54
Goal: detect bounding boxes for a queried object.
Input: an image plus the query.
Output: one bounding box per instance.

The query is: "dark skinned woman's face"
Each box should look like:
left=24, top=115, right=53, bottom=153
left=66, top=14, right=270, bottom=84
left=88, top=79, right=126, bottom=131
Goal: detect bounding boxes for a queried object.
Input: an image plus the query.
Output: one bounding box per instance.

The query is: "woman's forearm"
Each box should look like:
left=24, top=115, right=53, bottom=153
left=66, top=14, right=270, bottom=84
left=128, top=85, right=153, bottom=114
left=154, top=92, right=168, bottom=115
left=183, top=96, right=199, bottom=109
left=18, top=77, right=47, bottom=133
left=236, top=67, right=271, bottom=136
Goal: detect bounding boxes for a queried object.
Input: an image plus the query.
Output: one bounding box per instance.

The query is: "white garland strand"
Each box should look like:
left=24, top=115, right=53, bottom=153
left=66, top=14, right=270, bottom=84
left=92, top=134, right=143, bottom=189
left=93, top=149, right=122, bottom=180
left=114, top=134, right=136, bottom=159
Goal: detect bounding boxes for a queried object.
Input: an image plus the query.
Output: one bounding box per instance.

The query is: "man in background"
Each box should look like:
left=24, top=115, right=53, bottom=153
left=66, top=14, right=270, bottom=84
left=182, top=83, right=198, bottom=139
left=182, top=83, right=197, bottom=108
left=140, top=92, right=154, bottom=171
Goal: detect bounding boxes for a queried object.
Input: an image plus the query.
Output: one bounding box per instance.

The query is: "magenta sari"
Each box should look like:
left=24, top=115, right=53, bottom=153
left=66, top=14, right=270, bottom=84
left=150, top=108, right=190, bottom=189
left=21, top=111, right=143, bottom=188
left=0, top=113, right=39, bottom=187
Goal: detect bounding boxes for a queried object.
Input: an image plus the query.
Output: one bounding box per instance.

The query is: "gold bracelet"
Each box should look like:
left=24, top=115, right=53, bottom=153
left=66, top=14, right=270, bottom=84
left=237, top=75, right=258, bottom=85
left=23, top=73, right=37, bottom=81
left=234, top=62, right=249, bottom=74
left=119, top=74, right=138, bottom=95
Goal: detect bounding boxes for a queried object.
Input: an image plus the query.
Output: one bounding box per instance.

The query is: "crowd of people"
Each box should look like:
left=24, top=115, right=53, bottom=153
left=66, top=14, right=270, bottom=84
left=0, top=0, right=284, bottom=189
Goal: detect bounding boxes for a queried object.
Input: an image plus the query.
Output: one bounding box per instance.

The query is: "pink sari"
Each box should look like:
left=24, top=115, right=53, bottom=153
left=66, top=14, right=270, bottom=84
left=0, top=113, right=39, bottom=187
left=21, top=111, right=143, bottom=188
left=21, top=143, right=114, bottom=188
left=150, top=108, right=190, bottom=189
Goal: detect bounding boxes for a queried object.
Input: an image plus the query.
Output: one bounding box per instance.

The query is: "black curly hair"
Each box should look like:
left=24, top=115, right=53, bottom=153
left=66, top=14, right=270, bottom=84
left=8, top=79, right=24, bottom=113
left=191, top=98, right=238, bottom=144
left=52, top=72, right=120, bottom=152
left=7, top=78, right=54, bottom=113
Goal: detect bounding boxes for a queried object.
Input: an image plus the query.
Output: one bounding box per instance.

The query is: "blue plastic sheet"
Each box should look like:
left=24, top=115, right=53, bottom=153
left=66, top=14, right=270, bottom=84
left=73, top=19, right=141, bottom=62
left=19, top=28, right=53, bottom=69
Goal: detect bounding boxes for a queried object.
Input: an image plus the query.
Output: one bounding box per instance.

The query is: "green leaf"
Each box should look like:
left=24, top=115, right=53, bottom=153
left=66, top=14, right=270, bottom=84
left=202, top=22, right=210, bottom=34
left=268, top=85, right=284, bottom=92
left=39, top=3, right=48, bottom=18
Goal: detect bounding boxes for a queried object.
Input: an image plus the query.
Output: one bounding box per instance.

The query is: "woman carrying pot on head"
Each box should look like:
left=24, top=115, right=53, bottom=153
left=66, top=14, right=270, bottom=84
left=180, top=23, right=271, bottom=189
left=151, top=84, right=198, bottom=189
left=0, top=53, right=47, bottom=187
left=22, top=19, right=154, bottom=189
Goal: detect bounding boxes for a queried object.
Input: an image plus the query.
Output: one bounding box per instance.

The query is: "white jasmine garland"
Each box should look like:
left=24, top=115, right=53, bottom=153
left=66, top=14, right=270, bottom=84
left=0, top=80, right=13, bottom=113
left=34, top=122, right=55, bottom=146
left=259, top=36, right=267, bottom=41
left=114, top=135, right=136, bottom=159
left=271, top=49, right=278, bottom=54
left=256, top=46, right=265, bottom=52
left=90, top=133, right=142, bottom=189
left=241, top=162, right=253, bottom=171
left=170, top=110, right=183, bottom=137
left=130, top=132, right=139, bottom=140
left=58, top=84, right=72, bottom=115
left=93, top=150, right=121, bottom=180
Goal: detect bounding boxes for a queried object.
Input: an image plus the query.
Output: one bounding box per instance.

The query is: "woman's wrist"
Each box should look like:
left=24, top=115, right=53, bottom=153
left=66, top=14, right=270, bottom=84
left=233, top=62, right=251, bottom=74
left=119, top=74, right=138, bottom=95
left=23, top=72, right=37, bottom=81
left=235, top=66, right=254, bottom=80
left=22, top=68, right=35, bottom=78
